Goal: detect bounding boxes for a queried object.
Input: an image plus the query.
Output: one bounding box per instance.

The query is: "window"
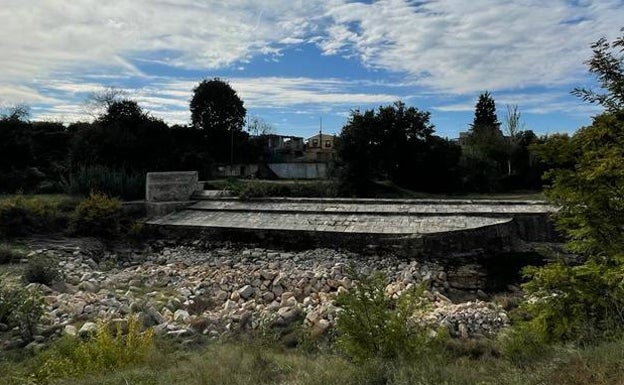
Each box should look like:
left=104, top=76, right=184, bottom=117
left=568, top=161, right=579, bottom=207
left=325, top=140, right=332, bottom=148
left=312, top=139, right=318, bottom=147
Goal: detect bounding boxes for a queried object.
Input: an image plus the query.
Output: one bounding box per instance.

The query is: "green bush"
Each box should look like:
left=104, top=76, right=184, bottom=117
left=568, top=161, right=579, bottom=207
left=63, top=165, right=145, bottom=200
left=518, top=259, right=624, bottom=344
left=23, top=255, right=61, bottom=286
left=71, top=192, right=123, bottom=238
left=32, top=316, right=154, bottom=384
left=0, top=243, right=25, bottom=264
left=334, top=271, right=440, bottom=362
left=234, top=180, right=339, bottom=200
left=0, top=284, right=44, bottom=340
left=499, top=325, right=550, bottom=367
left=0, top=195, right=78, bottom=236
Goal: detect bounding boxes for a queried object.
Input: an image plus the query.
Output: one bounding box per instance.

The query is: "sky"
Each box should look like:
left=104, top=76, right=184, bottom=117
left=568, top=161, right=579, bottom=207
left=1, top=0, right=623, bottom=139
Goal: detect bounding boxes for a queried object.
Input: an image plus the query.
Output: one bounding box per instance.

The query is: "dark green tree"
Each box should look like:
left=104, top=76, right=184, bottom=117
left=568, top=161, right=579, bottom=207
left=190, top=78, right=246, bottom=132
left=572, top=27, right=624, bottom=112
left=518, top=28, right=624, bottom=344
left=462, top=92, right=507, bottom=191
left=470, top=91, right=502, bottom=138
left=338, top=101, right=456, bottom=195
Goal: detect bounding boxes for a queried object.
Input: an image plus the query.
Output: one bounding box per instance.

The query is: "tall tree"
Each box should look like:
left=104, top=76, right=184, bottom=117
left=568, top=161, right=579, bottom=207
left=470, top=91, right=502, bottom=139
left=518, top=28, right=624, bottom=344
left=462, top=92, right=506, bottom=191
left=190, top=78, right=246, bottom=131
left=572, top=27, right=624, bottom=112
left=337, top=101, right=453, bottom=195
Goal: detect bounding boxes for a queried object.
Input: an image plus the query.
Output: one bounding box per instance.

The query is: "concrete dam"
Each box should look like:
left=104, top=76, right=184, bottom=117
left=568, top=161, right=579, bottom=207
left=146, top=193, right=557, bottom=257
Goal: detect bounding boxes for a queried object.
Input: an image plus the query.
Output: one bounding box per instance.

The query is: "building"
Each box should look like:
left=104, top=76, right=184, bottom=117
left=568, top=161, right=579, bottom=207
left=303, top=133, right=337, bottom=162
left=262, top=134, right=305, bottom=162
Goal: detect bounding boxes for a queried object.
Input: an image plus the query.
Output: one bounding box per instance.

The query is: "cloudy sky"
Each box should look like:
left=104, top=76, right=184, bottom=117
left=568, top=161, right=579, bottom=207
left=1, top=0, right=623, bottom=138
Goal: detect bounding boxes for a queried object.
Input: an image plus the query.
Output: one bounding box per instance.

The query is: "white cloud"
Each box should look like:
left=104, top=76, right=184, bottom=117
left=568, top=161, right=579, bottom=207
left=0, top=0, right=324, bottom=90
left=27, top=76, right=401, bottom=124
left=1, top=0, right=621, bottom=127
left=319, top=0, right=624, bottom=93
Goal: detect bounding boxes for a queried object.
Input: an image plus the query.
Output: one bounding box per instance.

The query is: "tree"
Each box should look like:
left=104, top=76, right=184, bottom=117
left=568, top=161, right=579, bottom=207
left=503, top=104, right=525, bottom=176
left=71, top=99, right=173, bottom=172
left=82, top=86, right=128, bottom=119
left=190, top=78, right=246, bottom=131
left=246, top=116, right=274, bottom=136
left=470, top=91, right=502, bottom=139
left=338, top=101, right=446, bottom=195
left=517, top=28, right=624, bottom=344
left=572, top=27, right=624, bottom=113
left=462, top=92, right=507, bottom=191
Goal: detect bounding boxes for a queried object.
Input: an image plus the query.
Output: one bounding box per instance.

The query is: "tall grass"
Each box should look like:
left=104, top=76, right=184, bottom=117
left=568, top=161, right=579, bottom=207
left=3, top=337, right=623, bottom=385
left=63, top=165, right=145, bottom=200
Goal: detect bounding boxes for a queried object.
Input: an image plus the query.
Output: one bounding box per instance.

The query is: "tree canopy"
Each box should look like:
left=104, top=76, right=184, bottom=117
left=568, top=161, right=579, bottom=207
left=190, top=78, right=246, bottom=132
left=338, top=101, right=460, bottom=195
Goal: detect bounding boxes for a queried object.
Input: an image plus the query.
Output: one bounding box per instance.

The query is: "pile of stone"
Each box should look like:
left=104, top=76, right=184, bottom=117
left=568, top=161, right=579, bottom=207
left=1, top=242, right=510, bottom=350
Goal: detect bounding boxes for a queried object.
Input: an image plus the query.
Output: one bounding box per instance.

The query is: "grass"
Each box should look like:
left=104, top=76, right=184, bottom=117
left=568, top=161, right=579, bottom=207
left=2, top=336, right=624, bottom=385
left=203, top=179, right=544, bottom=200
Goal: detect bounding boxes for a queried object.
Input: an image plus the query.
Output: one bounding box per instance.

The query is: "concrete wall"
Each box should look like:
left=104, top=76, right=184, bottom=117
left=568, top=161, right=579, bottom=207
left=146, top=171, right=200, bottom=202
left=268, top=163, right=328, bottom=179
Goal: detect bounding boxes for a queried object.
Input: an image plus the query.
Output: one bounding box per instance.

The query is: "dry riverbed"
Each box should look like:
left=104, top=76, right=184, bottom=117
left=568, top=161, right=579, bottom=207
left=1, top=237, right=512, bottom=352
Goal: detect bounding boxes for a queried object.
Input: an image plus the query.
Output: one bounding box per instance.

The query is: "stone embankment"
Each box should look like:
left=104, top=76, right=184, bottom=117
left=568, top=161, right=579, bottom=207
left=1, top=240, right=510, bottom=350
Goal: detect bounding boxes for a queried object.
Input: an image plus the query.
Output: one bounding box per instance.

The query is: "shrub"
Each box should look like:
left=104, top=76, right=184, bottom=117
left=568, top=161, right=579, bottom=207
left=62, top=165, right=145, bottom=200
left=0, top=243, right=24, bottom=264
left=72, top=192, right=123, bottom=238
left=334, top=270, right=440, bottom=362
left=0, top=195, right=77, bottom=236
left=518, top=259, right=624, bottom=344
left=33, top=316, right=154, bottom=383
left=23, top=255, right=61, bottom=286
left=0, top=196, right=55, bottom=236
left=499, top=325, right=550, bottom=367
left=0, top=284, right=44, bottom=340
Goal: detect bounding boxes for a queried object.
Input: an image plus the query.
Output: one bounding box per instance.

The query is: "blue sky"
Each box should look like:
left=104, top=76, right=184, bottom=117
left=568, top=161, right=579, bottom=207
left=1, top=0, right=623, bottom=139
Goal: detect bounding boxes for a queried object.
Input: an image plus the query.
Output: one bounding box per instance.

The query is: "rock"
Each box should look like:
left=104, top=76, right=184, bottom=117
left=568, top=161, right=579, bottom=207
left=173, top=309, right=191, bottom=323
left=458, top=323, right=469, bottom=339
left=238, top=285, right=255, bottom=299
left=147, top=307, right=166, bottom=325
left=64, top=325, right=78, bottom=336
left=261, top=291, right=275, bottom=302
left=311, top=319, right=330, bottom=338
left=275, top=306, right=301, bottom=325
left=272, top=285, right=284, bottom=298
left=223, top=300, right=238, bottom=311
left=79, top=322, right=98, bottom=338
left=215, top=290, right=229, bottom=302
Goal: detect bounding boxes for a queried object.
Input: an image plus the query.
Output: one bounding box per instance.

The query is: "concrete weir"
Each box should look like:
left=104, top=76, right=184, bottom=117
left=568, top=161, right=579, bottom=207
left=146, top=194, right=558, bottom=256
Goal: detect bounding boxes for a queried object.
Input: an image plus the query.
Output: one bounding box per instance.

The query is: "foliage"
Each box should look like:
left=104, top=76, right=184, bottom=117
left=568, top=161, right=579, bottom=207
left=543, top=112, right=624, bottom=256
left=572, top=27, right=624, bottom=112
left=246, top=116, right=274, bottom=136
left=23, top=255, right=62, bottom=286
left=233, top=180, right=339, bottom=199
left=515, top=30, right=624, bottom=347
left=470, top=91, right=501, bottom=134
left=62, top=165, right=145, bottom=200
left=337, top=101, right=461, bottom=195
left=71, top=192, right=123, bottom=238
left=70, top=100, right=173, bottom=173
left=0, top=195, right=74, bottom=236
left=520, top=258, right=624, bottom=344
left=0, top=284, right=45, bottom=340
left=31, top=316, right=154, bottom=384
left=0, top=243, right=25, bottom=264
left=334, top=270, right=438, bottom=362
left=190, top=78, right=246, bottom=132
